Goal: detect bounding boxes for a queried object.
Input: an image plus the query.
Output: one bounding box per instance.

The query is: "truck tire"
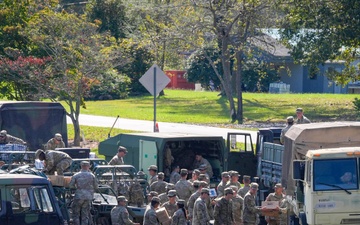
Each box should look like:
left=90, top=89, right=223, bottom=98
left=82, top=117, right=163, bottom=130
left=299, top=212, right=307, bottom=225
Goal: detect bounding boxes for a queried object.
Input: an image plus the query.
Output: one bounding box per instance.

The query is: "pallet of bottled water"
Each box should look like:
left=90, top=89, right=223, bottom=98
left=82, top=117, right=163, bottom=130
left=0, top=144, right=27, bottom=152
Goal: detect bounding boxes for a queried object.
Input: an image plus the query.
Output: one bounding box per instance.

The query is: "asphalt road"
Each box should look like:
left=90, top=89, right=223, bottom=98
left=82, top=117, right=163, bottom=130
left=68, top=114, right=258, bottom=142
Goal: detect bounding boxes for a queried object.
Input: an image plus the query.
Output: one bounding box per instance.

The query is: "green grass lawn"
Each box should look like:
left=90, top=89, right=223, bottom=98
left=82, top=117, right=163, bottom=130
left=62, top=89, right=360, bottom=124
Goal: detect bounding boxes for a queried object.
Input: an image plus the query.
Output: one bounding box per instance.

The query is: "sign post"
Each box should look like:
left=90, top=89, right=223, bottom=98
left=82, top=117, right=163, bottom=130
left=139, top=64, right=170, bottom=132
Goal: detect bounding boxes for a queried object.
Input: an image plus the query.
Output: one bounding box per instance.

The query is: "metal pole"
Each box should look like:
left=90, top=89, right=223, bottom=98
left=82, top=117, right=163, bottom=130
left=153, top=67, right=157, bottom=132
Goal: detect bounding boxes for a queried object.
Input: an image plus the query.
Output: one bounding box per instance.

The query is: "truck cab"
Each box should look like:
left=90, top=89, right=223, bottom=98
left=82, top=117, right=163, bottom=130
left=293, top=147, right=360, bottom=225
left=0, top=174, right=64, bottom=225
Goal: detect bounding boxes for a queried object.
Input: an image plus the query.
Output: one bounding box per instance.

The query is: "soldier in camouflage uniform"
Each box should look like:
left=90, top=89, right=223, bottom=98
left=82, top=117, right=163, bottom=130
left=192, top=153, right=213, bottom=178
left=143, top=196, right=161, bottom=225
left=159, top=183, right=176, bottom=204
left=198, top=173, right=210, bottom=187
left=265, top=183, right=284, bottom=225
left=193, top=188, right=211, bottom=225
left=35, top=149, right=72, bottom=175
left=111, top=196, right=140, bottom=225
left=214, top=188, right=234, bottom=225
left=170, top=165, right=181, bottom=184
left=171, top=199, right=187, bottom=225
left=162, top=190, right=178, bottom=217
left=0, top=130, right=26, bottom=145
left=150, top=172, right=168, bottom=195
left=280, top=117, right=294, bottom=144
left=69, top=161, right=98, bottom=225
left=148, top=165, right=158, bottom=185
left=238, top=175, right=251, bottom=198
left=296, top=108, right=311, bottom=124
left=45, top=133, right=65, bottom=150
left=187, top=180, right=201, bottom=223
left=226, top=171, right=242, bottom=190
left=243, top=183, right=263, bottom=225
left=109, top=146, right=127, bottom=165
left=175, top=169, right=194, bottom=206
left=217, top=171, right=230, bottom=197
left=230, top=185, right=244, bottom=225
left=129, top=177, right=144, bottom=207
left=188, top=169, right=200, bottom=184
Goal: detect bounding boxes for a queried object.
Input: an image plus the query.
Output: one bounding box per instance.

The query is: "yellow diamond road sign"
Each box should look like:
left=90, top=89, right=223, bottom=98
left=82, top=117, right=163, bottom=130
left=139, top=64, right=170, bottom=96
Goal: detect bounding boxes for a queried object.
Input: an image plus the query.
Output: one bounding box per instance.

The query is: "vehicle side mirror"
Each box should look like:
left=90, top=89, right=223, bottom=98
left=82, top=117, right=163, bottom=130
left=293, top=160, right=304, bottom=180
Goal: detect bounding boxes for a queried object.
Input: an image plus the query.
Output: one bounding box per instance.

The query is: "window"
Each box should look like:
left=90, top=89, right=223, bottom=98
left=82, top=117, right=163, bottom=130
left=313, top=158, right=358, bottom=191
left=8, top=187, right=31, bottom=213
left=33, top=187, right=54, bottom=212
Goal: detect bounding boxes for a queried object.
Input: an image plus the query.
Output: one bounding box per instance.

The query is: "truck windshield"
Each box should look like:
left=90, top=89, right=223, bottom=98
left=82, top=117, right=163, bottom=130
left=313, top=158, right=358, bottom=191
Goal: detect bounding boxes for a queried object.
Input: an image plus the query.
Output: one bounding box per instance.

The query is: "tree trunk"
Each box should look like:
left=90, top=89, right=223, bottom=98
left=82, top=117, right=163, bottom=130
left=235, top=51, right=243, bottom=124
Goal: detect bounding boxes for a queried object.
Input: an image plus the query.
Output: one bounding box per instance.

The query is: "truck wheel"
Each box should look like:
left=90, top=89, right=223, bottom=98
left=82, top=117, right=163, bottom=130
left=299, top=212, right=307, bottom=225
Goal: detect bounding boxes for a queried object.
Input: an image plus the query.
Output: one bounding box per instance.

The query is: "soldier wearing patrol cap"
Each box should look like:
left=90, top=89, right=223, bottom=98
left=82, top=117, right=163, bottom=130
left=214, top=187, right=234, bottom=225
left=243, top=183, right=264, bottom=225
left=226, top=171, right=241, bottom=190
left=159, top=183, right=176, bottom=204
left=150, top=172, right=168, bottom=195
left=148, top=165, right=158, bottom=185
left=280, top=116, right=294, bottom=144
left=109, top=146, right=128, bottom=165
left=69, top=161, right=98, bottom=225
left=45, top=133, right=65, bottom=150
left=111, top=196, right=140, bottom=225
left=187, top=180, right=207, bottom=223
left=193, top=188, right=211, bottom=225
left=35, top=149, right=72, bottom=175
left=229, top=185, right=244, bottom=225
left=188, top=169, right=200, bottom=184
left=171, top=199, right=187, bottom=225
left=238, top=175, right=251, bottom=198
left=217, top=171, right=230, bottom=197
left=192, top=152, right=213, bottom=178
left=162, top=189, right=178, bottom=217
left=175, top=168, right=194, bottom=206
left=295, top=108, right=311, bottom=124
left=143, top=196, right=161, bottom=225
left=265, top=183, right=284, bottom=225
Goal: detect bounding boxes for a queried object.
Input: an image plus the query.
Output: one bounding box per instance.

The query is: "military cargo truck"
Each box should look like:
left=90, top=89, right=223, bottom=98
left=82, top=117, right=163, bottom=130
left=0, top=101, right=68, bottom=150
left=98, top=132, right=258, bottom=188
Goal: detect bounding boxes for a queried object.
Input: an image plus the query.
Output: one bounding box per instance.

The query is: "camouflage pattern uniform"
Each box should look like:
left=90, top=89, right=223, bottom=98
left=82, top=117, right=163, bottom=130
left=217, top=180, right=228, bottom=197
left=238, top=185, right=251, bottom=198
left=214, top=197, right=234, bottom=225
left=171, top=208, right=187, bottom=225
left=243, top=192, right=261, bottom=225
left=170, top=171, right=181, bottom=184
left=69, top=169, right=98, bottom=225
left=232, top=194, right=244, bottom=225
left=162, top=201, right=178, bottom=217
left=187, top=191, right=200, bottom=221
left=193, top=197, right=210, bottom=225
left=129, top=179, right=144, bottom=207
left=143, top=205, right=160, bottom=225
left=44, top=150, right=72, bottom=175
left=297, top=115, right=311, bottom=124
left=46, top=138, right=65, bottom=150
left=225, top=181, right=241, bottom=190
left=149, top=175, right=158, bottom=185
left=111, top=205, right=136, bottom=225
left=193, top=158, right=213, bottom=178
left=265, top=193, right=285, bottom=225
left=109, top=155, right=124, bottom=165
left=150, top=180, right=168, bottom=195
left=175, top=179, right=194, bottom=205
left=0, top=134, right=26, bottom=145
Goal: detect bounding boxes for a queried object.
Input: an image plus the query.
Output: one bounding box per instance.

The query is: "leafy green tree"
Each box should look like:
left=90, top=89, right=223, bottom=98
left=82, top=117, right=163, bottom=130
left=24, top=9, right=128, bottom=145
left=279, top=0, right=360, bottom=84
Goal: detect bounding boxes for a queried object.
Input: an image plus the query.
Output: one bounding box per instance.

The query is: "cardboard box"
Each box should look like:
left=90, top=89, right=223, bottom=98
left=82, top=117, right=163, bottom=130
left=156, top=207, right=170, bottom=223
left=261, top=201, right=279, bottom=209
left=64, top=176, right=72, bottom=187
left=48, top=175, right=65, bottom=186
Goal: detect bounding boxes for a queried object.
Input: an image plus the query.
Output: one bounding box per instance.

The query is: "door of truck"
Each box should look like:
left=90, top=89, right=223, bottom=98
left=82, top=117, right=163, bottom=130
left=139, top=140, right=158, bottom=173
left=226, top=132, right=257, bottom=178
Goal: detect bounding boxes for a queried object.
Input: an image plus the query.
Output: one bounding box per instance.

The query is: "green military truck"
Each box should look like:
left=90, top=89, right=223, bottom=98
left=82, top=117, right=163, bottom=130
left=0, top=101, right=68, bottom=150
left=98, top=132, right=258, bottom=188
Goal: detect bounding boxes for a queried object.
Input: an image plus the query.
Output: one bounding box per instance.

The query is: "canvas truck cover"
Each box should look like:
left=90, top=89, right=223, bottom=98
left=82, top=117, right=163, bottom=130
left=0, top=101, right=67, bottom=150
left=281, top=121, right=360, bottom=194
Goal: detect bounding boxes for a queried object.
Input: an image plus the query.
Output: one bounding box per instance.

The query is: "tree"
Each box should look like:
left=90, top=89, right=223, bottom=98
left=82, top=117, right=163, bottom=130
left=279, top=0, right=360, bottom=84
left=24, top=9, right=127, bottom=146
left=178, top=0, right=279, bottom=123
